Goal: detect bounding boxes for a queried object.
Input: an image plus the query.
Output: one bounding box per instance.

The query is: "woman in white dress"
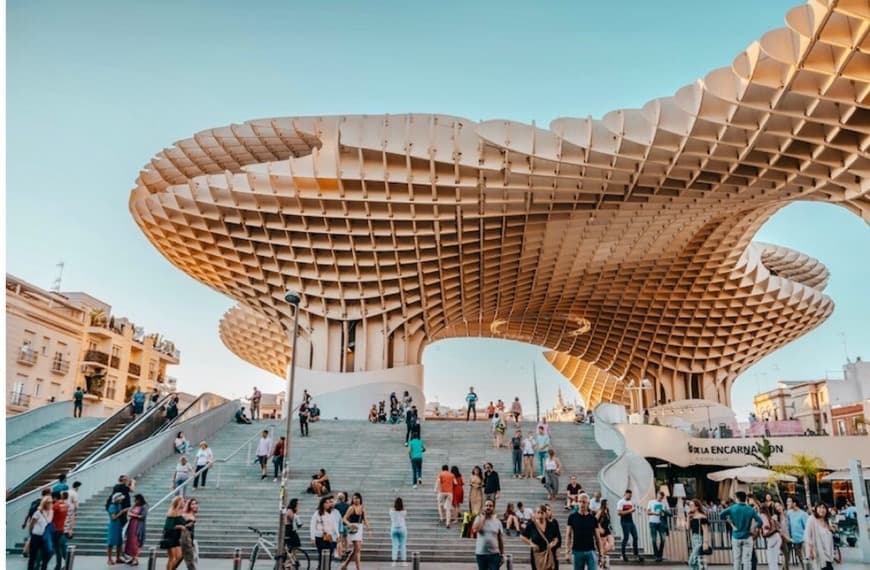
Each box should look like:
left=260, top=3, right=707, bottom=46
left=804, top=503, right=834, bottom=570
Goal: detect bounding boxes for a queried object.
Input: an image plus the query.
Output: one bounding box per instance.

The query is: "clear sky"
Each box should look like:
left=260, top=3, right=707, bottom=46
left=6, top=0, right=868, bottom=418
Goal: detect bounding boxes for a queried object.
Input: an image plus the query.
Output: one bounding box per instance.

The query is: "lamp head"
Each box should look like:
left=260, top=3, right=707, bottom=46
left=284, top=290, right=301, bottom=306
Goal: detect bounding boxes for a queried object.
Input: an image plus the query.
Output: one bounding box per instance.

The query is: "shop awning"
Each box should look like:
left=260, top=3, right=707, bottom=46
left=822, top=468, right=870, bottom=482
left=707, top=465, right=797, bottom=483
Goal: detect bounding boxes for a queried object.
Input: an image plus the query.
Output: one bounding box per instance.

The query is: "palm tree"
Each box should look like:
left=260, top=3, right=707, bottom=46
left=782, top=453, right=825, bottom=507
left=751, top=437, right=774, bottom=469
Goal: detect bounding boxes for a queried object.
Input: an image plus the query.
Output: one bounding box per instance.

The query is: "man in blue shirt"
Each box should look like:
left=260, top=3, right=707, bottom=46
left=784, top=496, right=808, bottom=569
left=466, top=387, right=478, bottom=421
left=51, top=473, right=70, bottom=494
left=720, top=491, right=762, bottom=570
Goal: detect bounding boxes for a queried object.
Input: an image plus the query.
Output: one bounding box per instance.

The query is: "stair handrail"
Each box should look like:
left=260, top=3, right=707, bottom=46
left=155, top=392, right=230, bottom=434
left=213, top=422, right=278, bottom=488
left=6, top=401, right=134, bottom=500
left=76, top=394, right=175, bottom=471
left=6, top=427, right=94, bottom=461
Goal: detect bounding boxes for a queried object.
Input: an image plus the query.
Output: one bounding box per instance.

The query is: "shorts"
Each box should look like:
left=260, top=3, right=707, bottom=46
left=256, top=455, right=268, bottom=467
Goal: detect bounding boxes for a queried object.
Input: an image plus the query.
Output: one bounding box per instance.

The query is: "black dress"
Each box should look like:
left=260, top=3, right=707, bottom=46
left=522, top=519, right=562, bottom=569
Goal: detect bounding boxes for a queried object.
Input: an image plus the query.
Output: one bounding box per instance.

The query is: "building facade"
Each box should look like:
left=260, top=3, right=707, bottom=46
left=6, top=274, right=181, bottom=415
left=753, top=359, right=870, bottom=436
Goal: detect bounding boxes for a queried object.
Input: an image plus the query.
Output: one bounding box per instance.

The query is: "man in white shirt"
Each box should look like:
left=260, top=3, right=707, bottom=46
left=616, top=489, right=640, bottom=562
left=255, top=430, right=272, bottom=480
left=516, top=501, right=535, bottom=530
left=646, top=491, right=670, bottom=562
left=589, top=490, right=602, bottom=512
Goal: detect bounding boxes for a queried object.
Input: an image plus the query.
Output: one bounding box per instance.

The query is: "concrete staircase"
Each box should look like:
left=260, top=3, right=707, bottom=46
left=6, top=417, right=103, bottom=457
left=58, top=420, right=613, bottom=563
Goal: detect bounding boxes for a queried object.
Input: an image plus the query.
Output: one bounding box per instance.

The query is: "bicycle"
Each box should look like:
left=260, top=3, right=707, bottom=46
left=247, top=526, right=310, bottom=570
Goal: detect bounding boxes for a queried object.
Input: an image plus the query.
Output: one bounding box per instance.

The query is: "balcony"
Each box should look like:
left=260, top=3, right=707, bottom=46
left=17, top=347, right=38, bottom=366
left=109, top=355, right=120, bottom=369
left=51, top=358, right=71, bottom=375
left=83, top=350, right=109, bottom=366
left=128, top=362, right=141, bottom=376
left=9, top=391, right=31, bottom=408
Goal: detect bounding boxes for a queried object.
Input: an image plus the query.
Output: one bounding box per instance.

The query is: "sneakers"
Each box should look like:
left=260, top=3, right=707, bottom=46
left=412, top=484, right=417, bottom=489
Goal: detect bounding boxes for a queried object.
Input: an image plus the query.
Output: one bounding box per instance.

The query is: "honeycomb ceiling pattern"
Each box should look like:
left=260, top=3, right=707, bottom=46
left=218, top=304, right=289, bottom=378
left=132, top=0, right=869, bottom=408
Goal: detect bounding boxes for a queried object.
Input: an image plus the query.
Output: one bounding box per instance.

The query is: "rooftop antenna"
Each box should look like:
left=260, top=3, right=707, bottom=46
left=50, top=261, right=65, bottom=293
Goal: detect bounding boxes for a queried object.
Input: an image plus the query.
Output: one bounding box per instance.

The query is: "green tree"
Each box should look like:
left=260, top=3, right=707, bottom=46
left=751, top=437, right=774, bottom=469
left=781, top=453, right=825, bottom=507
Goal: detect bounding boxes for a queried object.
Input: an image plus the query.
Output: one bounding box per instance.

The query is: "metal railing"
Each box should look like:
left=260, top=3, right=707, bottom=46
left=128, top=362, right=141, bottom=376
left=214, top=422, right=278, bottom=488
left=51, top=358, right=71, bottom=375
left=83, top=350, right=109, bottom=365
left=9, top=391, right=31, bottom=407
left=109, top=355, right=120, bottom=369
left=17, top=347, right=38, bottom=365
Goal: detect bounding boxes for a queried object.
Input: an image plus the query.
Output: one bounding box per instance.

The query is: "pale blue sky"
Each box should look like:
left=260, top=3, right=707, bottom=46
left=7, top=0, right=868, bottom=418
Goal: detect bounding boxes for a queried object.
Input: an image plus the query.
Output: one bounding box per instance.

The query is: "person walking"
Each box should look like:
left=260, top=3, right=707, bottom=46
left=271, top=436, right=285, bottom=482
left=147, top=388, right=159, bottom=411
left=470, top=465, right=485, bottom=515
left=436, top=465, right=454, bottom=528
left=123, top=494, right=147, bottom=566
left=408, top=432, right=425, bottom=488
left=404, top=405, right=418, bottom=446
left=565, top=493, right=602, bottom=570
left=299, top=402, right=310, bottom=437
left=162, top=496, right=188, bottom=570
left=452, top=466, right=465, bottom=526
left=28, top=495, right=54, bottom=570
left=535, top=426, right=551, bottom=478
left=107, top=492, right=128, bottom=565
left=73, top=387, right=84, bottom=418
left=543, top=449, right=562, bottom=501
left=472, top=499, right=505, bottom=570
left=616, top=489, right=640, bottom=562
left=466, top=386, right=479, bottom=421
left=803, top=504, right=834, bottom=570
left=511, top=397, right=523, bottom=427
left=687, top=499, right=710, bottom=570
left=521, top=504, right=561, bottom=570
left=172, top=456, right=194, bottom=498
left=250, top=387, right=262, bottom=421
left=390, top=497, right=408, bottom=566
left=597, top=498, right=615, bottom=566
left=492, top=413, right=506, bottom=448
left=310, top=496, right=341, bottom=564
left=721, top=491, right=764, bottom=570
left=523, top=432, right=536, bottom=479
left=784, top=497, right=808, bottom=570
left=341, top=493, right=370, bottom=570
left=132, top=388, right=146, bottom=417
left=511, top=430, right=523, bottom=478
left=180, top=498, right=198, bottom=569
left=483, top=463, right=501, bottom=509
left=50, top=491, right=70, bottom=570
left=192, top=441, right=213, bottom=489
left=165, top=396, right=179, bottom=422
left=760, top=503, right=783, bottom=570
left=646, top=490, right=670, bottom=562
left=255, top=430, right=272, bottom=480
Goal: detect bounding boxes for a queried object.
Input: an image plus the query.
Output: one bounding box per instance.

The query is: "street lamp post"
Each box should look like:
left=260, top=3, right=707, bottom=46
left=277, top=290, right=301, bottom=561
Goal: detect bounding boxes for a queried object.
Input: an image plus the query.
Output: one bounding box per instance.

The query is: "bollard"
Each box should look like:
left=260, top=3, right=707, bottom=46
left=412, top=551, right=421, bottom=570
left=232, top=547, right=243, bottom=570
left=505, top=552, right=515, bottom=569
left=64, top=545, right=76, bottom=570
left=319, top=549, right=331, bottom=569
left=146, top=547, right=158, bottom=570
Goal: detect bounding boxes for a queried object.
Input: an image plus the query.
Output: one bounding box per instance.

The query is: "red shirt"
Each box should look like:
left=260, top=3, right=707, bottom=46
left=438, top=471, right=454, bottom=493
left=52, top=500, right=69, bottom=531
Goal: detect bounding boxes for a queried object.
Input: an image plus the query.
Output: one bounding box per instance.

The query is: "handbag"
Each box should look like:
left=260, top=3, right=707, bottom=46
left=533, top=548, right=555, bottom=570
left=320, top=516, right=334, bottom=543
left=346, top=524, right=359, bottom=534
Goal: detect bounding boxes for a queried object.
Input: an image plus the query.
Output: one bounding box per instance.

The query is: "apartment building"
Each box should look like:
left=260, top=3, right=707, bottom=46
left=6, top=274, right=180, bottom=415
left=753, top=358, right=870, bottom=436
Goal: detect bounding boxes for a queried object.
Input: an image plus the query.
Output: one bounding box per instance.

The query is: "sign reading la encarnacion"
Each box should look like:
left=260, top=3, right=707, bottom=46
left=687, top=441, right=784, bottom=461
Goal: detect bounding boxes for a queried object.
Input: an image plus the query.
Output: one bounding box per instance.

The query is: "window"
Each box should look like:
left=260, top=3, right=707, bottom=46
left=690, top=373, right=702, bottom=399
left=111, top=345, right=121, bottom=358
left=837, top=420, right=847, bottom=436
left=23, top=330, right=35, bottom=346
left=149, top=359, right=157, bottom=381
left=34, top=379, right=43, bottom=398
left=106, top=376, right=118, bottom=400
left=12, top=378, right=25, bottom=397
left=88, top=340, right=97, bottom=352
left=41, top=336, right=51, bottom=356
